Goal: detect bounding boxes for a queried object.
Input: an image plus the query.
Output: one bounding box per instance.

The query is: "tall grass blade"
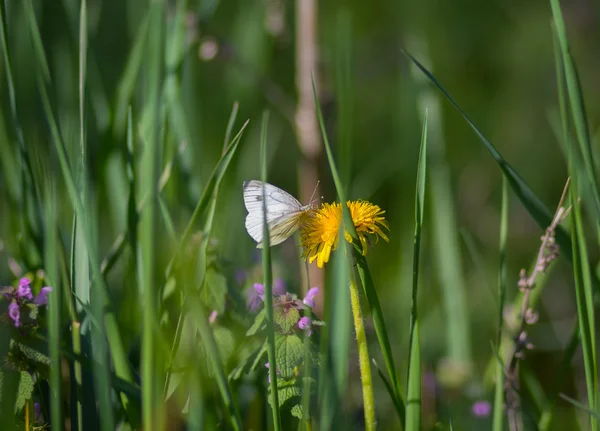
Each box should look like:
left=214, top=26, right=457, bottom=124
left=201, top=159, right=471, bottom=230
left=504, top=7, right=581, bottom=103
left=260, top=111, right=282, bottom=431
left=570, top=178, right=598, bottom=431
left=45, top=182, right=63, bottom=430
left=550, top=0, right=600, bottom=222
left=311, top=76, right=405, bottom=423
left=493, top=176, right=508, bottom=431
left=410, top=42, right=471, bottom=371
left=166, top=120, right=249, bottom=278
left=139, top=1, right=164, bottom=427
left=36, top=40, right=137, bottom=429
left=406, top=110, right=428, bottom=430
left=559, top=394, right=600, bottom=420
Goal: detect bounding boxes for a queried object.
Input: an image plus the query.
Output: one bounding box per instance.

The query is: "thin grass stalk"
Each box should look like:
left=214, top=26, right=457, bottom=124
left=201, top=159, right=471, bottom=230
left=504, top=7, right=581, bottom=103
left=570, top=181, right=598, bottom=431
left=410, top=42, right=471, bottom=370
left=493, top=176, right=508, bottom=431
left=349, top=275, right=376, bottom=430
left=260, top=111, right=282, bottom=431
left=45, top=183, right=62, bottom=430
left=406, top=110, right=428, bottom=431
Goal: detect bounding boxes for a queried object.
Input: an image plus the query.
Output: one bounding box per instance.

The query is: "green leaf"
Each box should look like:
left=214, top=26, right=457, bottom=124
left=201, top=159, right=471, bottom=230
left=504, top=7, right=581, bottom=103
left=291, top=404, right=304, bottom=419
left=246, top=309, right=267, bottom=336
left=15, top=371, right=33, bottom=412
left=275, top=386, right=301, bottom=408
left=274, top=306, right=300, bottom=334
left=275, top=334, right=304, bottom=379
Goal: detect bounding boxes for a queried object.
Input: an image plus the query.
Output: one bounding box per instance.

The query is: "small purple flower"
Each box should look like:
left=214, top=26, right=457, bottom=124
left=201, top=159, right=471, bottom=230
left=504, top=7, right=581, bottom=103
left=247, top=283, right=264, bottom=312
left=209, top=310, right=218, bottom=324
left=472, top=400, right=491, bottom=417
left=303, top=287, right=319, bottom=308
left=34, top=402, right=41, bottom=421
left=34, top=286, right=52, bottom=306
left=235, top=270, right=246, bottom=285
left=273, top=278, right=286, bottom=296
left=16, top=285, right=33, bottom=300
left=8, top=302, right=21, bottom=327
left=298, top=316, right=313, bottom=336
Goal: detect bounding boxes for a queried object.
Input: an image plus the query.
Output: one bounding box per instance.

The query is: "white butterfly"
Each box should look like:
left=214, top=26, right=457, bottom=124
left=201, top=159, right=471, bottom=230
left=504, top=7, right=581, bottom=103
left=243, top=180, right=314, bottom=248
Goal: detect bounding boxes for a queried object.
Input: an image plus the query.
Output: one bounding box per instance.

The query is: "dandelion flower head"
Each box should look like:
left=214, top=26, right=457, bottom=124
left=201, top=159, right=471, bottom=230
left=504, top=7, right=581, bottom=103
left=300, top=200, right=389, bottom=267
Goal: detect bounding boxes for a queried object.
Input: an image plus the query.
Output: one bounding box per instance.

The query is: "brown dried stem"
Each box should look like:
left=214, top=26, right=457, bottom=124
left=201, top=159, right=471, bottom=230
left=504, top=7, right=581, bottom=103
left=505, top=177, right=571, bottom=431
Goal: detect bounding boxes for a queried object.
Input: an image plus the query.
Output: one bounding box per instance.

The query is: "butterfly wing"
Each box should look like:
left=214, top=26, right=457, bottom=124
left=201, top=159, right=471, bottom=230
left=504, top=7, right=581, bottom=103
left=243, top=180, right=305, bottom=247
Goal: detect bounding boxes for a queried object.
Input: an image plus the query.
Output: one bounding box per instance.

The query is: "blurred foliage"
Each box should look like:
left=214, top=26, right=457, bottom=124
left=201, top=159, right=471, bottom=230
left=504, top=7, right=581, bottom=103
left=1, top=0, right=599, bottom=429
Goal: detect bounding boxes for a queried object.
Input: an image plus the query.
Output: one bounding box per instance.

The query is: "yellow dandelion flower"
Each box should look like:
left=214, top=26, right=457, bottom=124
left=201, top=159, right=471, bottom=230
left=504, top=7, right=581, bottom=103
left=300, top=200, right=389, bottom=268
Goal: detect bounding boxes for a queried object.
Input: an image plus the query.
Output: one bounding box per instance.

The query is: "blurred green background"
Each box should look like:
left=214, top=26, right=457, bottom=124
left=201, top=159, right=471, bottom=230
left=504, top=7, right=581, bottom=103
left=1, top=0, right=598, bottom=429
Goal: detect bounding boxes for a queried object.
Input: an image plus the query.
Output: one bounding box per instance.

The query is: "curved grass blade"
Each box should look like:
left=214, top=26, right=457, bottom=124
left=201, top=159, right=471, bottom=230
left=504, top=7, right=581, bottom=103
left=406, top=110, right=428, bottom=431
left=403, top=51, right=572, bottom=260
left=311, top=76, right=406, bottom=422
left=260, top=111, right=282, bottom=431
left=559, top=394, right=600, bottom=420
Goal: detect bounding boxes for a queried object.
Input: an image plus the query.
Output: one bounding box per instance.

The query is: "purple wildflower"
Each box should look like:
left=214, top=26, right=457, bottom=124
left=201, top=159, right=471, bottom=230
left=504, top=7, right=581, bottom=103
left=472, top=400, right=491, bottom=417
left=247, top=283, right=265, bottom=312
left=303, top=287, right=319, bottom=308
left=273, top=278, right=286, bottom=295
left=8, top=302, right=21, bottom=327
left=34, top=402, right=41, bottom=422
left=34, top=286, right=52, bottom=306
left=209, top=310, right=218, bottom=324
left=298, top=316, right=313, bottom=336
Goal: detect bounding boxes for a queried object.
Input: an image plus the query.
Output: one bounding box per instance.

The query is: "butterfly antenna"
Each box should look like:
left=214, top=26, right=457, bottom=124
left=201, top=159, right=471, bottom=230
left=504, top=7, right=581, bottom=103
left=308, top=181, right=320, bottom=208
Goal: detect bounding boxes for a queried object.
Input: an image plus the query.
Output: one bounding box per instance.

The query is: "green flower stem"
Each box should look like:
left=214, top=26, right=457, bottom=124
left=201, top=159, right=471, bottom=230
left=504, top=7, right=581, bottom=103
left=349, top=277, right=376, bottom=431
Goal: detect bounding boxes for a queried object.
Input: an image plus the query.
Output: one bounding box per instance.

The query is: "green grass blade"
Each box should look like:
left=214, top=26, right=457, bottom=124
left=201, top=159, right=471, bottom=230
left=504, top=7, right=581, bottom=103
left=114, top=12, right=149, bottom=137
left=260, top=111, right=282, bottom=431
left=550, top=0, right=600, bottom=221
left=410, top=45, right=471, bottom=371
left=570, top=179, right=598, bottom=431
left=406, top=110, right=428, bottom=431
left=404, top=51, right=572, bottom=259
left=37, top=47, right=137, bottom=428
left=166, top=120, right=249, bottom=278
left=140, top=1, right=164, bottom=427
left=559, top=394, right=600, bottom=420
left=312, top=76, right=406, bottom=421
left=493, top=176, right=508, bottom=431
left=45, top=182, right=63, bottom=430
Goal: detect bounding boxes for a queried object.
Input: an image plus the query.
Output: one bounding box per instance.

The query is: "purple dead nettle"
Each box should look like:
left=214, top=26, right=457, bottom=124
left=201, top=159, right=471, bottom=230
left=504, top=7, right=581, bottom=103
left=3, top=277, right=53, bottom=328
left=471, top=400, right=491, bottom=417
left=298, top=316, right=313, bottom=336
left=246, top=278, right=286, bottom=312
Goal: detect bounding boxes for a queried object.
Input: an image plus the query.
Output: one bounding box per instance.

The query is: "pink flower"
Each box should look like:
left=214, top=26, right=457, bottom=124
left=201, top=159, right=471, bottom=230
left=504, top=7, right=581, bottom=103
left=298, top=316, right=313, bottom=336
left=8, top=302, right=21, bottom=327
left=34, top=286, right=52, bottom=306
left=16, top=278, right=33, bottom=300
left=472, top=400, right=491, bottom=417
left=209, top=310, right=218, bottom=324
left=303, top=287, right=319, bottom=308
left=247, top=283, right=265, bottom=312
